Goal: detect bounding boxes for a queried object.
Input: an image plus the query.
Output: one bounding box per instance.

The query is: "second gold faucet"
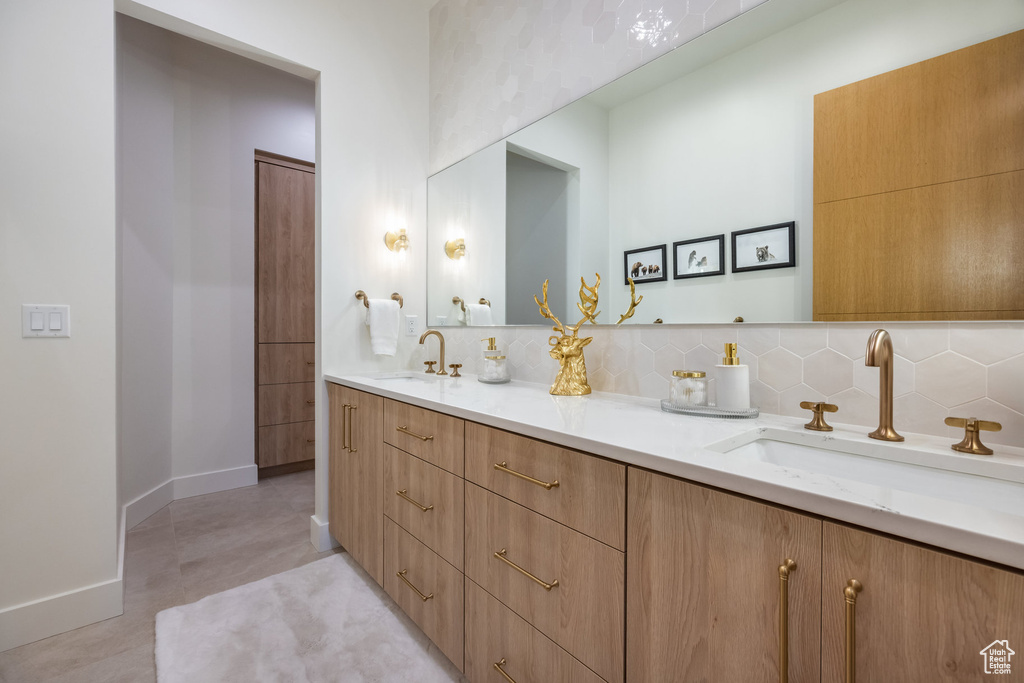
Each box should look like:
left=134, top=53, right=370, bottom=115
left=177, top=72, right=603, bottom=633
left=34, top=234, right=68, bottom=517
left=419, top=329, right=447, bottom=376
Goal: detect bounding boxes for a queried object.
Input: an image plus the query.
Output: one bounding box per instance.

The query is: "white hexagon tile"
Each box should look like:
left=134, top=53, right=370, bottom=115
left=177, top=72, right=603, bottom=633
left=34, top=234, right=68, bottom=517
left=431, top=322, right=1024, bottom=447
left=429, top=0, right=770, bottom=173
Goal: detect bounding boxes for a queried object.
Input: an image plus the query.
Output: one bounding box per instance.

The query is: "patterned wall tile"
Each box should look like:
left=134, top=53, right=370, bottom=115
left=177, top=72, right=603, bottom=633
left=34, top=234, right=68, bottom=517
left=429, top=321, right=1024, bottom=447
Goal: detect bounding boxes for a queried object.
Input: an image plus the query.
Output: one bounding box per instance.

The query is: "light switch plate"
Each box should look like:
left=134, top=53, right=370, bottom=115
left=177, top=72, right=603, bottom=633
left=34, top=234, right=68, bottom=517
left=22, top=305, right=70, bottom=338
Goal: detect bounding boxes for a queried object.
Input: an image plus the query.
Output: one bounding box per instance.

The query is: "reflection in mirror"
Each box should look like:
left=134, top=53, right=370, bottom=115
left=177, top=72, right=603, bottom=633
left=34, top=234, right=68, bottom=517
left=427, top=0, right=1024, bottom=325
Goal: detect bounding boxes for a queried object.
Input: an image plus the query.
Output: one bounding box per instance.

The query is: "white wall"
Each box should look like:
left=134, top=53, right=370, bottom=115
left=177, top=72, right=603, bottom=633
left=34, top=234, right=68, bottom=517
left=0, top=0, right=121, bottom=650
left=606, top=0, right=1024, bottom=324
left=427, top=142, right=507, bottom=327
left=1, top=0, right=429, bottom=651
left=117, top=16, right=316, bottom=509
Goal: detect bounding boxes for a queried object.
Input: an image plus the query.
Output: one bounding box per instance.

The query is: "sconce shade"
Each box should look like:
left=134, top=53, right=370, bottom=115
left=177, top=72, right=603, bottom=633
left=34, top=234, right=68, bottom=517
left=384, top=229, right=409, bottom=252
left=445, top=238, right=466, bottom=260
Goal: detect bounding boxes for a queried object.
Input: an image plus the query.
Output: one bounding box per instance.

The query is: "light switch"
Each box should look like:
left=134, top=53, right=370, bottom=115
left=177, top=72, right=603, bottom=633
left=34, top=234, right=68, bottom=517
left=22, top=305, right=71, bottom=338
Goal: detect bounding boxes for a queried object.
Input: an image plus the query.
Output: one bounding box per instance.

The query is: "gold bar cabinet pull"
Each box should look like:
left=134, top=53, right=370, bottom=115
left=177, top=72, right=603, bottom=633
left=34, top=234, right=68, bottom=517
left=778, top=559, right=796, bottom=683
left=396, top=425, right=434, bottom=442
left=396, top=569, right=433, bottom=601
left=493, top=548, right=558, bottom=591
left=342, top=404, right=352, bottom=452
left=494, top=461, right=559, bottom=490
left=845, top=579, right=863, bottom=683
left=396, top=489, right=434, bottom=512
left=348, top=405, right=358, bottom=452
left=493, top=658, right=517, bottom=683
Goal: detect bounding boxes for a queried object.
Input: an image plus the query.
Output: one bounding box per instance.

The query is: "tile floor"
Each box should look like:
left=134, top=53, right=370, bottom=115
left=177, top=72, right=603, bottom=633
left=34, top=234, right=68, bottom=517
left=0, top=470, right=338, bottom=683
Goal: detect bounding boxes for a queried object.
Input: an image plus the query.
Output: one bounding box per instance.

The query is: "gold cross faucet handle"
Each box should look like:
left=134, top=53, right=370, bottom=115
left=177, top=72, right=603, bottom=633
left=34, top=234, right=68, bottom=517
left=423, top=361, right=437, bottom=374
left=448, top=363, right=463, bottom=378
left=800, top=401, right=839, bottom=432
left=945, top=417, right=1001, bottom=455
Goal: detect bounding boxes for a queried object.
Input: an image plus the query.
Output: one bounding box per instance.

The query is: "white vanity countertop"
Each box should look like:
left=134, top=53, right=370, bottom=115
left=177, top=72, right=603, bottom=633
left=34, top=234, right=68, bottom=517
left=325, top=372, right=1024, bottom=571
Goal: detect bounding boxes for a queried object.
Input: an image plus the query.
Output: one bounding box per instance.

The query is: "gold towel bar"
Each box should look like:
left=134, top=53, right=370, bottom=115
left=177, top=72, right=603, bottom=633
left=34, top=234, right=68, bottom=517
left=355, top=290, right=403, bottom=308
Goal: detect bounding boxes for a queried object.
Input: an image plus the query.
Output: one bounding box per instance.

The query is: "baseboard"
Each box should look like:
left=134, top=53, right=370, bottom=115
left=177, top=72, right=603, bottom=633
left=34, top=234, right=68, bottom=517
left=0, top=465, right=259, bottom=651
left=0, top=573, right=123, bottom=653
left=125, top=479, right=175, bottom=530
left=173, top=464, right=258, bottom=500
left=310, top=514, right=340, bottom=552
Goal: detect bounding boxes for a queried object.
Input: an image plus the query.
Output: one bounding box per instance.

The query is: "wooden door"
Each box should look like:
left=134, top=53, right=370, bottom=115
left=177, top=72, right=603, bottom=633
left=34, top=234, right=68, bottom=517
left=328, top=384, right=384, bottom=585
left=627, top=468, right=822, bottom=683
left=256, top=159, right=314, bottom=343
left=822, top=522, right=1024, bottom=682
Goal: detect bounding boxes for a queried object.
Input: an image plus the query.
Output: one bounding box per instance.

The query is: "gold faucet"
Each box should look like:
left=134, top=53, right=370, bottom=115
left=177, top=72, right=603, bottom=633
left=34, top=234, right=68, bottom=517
left=865, top=329, right=903, bottom=442
left=418, top=329, right=447, bottom=375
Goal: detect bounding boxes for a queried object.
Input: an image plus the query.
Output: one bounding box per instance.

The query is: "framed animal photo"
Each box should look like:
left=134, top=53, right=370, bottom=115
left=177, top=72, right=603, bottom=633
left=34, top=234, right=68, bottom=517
left=672, top=234, right=725, bottom=279
left=623, top=244, right=668, bottom=285
left=731, top=221, right=796, bottom=273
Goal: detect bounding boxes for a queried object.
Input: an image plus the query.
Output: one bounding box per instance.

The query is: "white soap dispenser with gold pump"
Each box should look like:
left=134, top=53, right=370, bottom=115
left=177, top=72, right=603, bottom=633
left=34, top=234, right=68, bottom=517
left=715, top=342, right=750, bottom=411
left=479, top=337, right=511, bottom=384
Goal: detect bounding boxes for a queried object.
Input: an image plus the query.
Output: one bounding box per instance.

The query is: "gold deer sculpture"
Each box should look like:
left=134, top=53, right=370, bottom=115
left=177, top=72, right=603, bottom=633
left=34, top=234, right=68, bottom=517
left=534, top=274, right=602, bottom=396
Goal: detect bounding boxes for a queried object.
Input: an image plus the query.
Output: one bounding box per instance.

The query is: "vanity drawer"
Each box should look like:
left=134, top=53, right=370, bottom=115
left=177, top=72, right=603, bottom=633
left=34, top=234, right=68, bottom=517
left=384, top=399, right=464, bottom=476
left=258, top=381, right=315, bottom=426
left=465, top=579, right=605, bottom=683
left=257, top=420, right=314, bottom=467
left=384, top=444, right=464, bottom=570
left=465, top=423, right=626, bottom=550
left=383, top=518, right=464, bottom=671
left=258, top=342, right=314, bottom=384
left=464, top=483, right=624, bottom=683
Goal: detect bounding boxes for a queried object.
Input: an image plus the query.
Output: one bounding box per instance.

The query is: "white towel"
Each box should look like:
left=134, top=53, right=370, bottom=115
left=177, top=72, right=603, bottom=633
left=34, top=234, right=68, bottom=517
left=465, top=303, right=493, bottom=326
left=365, top=299, right=400, bottom=356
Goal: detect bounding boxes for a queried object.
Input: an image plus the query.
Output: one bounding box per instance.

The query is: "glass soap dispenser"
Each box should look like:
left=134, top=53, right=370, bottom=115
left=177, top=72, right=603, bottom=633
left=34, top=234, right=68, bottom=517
left=478, top=337, right=511, bottom=384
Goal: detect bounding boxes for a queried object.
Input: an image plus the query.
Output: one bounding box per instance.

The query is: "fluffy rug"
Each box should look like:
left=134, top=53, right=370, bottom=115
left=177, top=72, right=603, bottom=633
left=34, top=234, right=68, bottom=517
left=155, top=553, right=467, bottom=683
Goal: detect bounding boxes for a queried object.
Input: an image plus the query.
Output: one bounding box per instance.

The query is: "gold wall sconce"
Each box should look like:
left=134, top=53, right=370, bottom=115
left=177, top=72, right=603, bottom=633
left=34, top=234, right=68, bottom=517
left=445, top=238, right=466, bottom=260
left=384, top=228, right=409, bottom=252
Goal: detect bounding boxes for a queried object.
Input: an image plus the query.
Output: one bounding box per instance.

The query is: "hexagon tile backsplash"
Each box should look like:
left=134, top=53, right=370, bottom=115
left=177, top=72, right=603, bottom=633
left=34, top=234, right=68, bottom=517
left=429, top=0, right=770, bottom=173
left=416, top=322, right=1024, bottom=448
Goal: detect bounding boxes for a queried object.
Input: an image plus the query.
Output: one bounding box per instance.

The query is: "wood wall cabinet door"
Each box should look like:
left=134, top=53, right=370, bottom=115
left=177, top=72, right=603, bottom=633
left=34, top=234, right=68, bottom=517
left=257, top=382, right=315, bottom=426
left=627, top=468, right=822, bottom=683
left=258, top=343, right=314, bottom=384
left=328, top=383, right=384, bottom=585
left=257, top=421, right=314, bottom=468
left=822, top=522, right=1024, bottom=683
left=256, top=159, right=314, bottom=343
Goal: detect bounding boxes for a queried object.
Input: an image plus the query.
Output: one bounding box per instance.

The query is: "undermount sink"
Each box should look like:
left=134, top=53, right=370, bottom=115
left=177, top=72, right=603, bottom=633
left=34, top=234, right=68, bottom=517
left=707, top=427, right=1024, bottom=517
left=371, top=371, right=447, bottom=382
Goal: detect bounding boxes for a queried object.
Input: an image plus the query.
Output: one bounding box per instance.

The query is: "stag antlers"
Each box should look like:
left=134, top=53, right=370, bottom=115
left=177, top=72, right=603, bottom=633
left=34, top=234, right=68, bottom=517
left=616, top=278, right=643, bottom=325
left=535, top=274, right=602, bottom=334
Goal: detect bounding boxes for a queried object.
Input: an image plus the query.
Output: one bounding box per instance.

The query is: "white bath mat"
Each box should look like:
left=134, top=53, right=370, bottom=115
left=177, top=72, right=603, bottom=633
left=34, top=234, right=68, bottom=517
left=155, top=553, right=466, bottom=683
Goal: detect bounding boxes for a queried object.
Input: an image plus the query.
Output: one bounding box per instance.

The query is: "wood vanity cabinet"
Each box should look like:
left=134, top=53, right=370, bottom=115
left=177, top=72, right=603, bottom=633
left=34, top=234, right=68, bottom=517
left=327, top=383, right=384, bottom=585
left=821, top=522, right=1024, bottom=683
left=627, top=467, right=823, bottom=683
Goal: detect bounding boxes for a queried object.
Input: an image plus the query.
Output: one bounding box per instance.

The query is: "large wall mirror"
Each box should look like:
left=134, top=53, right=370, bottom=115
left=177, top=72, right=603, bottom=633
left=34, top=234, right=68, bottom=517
left=427, top=0, right=1024, bottom=326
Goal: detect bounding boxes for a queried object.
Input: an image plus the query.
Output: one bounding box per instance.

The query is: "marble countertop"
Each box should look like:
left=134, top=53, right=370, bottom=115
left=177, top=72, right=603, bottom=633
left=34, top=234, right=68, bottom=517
left=325, top=372, right=1024, bottom=571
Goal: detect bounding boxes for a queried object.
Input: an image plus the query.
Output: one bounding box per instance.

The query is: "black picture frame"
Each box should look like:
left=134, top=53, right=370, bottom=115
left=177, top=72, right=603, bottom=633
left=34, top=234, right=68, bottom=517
left=672, top=234, right=725, bottom=279
left=731, top=221, right=796, bottom=273
left=623, top=244, right=668, bottom=285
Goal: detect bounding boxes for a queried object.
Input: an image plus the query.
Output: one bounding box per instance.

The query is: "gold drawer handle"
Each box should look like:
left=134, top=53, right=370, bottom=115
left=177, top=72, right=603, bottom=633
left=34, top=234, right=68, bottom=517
left=845, top=579, right=863, bottom=683
left=396, top=569, right=433, bottom=601
left=306, top=361, right=315, bottom=365
left=396, top=489, right=434, bottom=512
left=306, top=439, right=315, bottom=443
left=779, top=559, right=796, bottom=683
left=494, top=461, right=559, bottom=490
left=493, top=658, right=517, bottom=683
left=306, top=400, right=315, bottom=405
left=493, top=548, right=558, bottom=591
left=396, top=425, right=434, bottom=441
